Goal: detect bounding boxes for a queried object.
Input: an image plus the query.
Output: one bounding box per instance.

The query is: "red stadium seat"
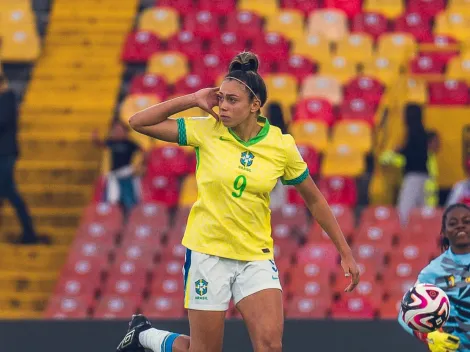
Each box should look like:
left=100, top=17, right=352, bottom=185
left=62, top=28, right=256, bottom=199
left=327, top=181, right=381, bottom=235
left=352, top=12, right=389, bottom=40
left=288, top=278, right=333, bottom=299
left=53, top=275, right=100, bottom=297
left=378, top=298, right=402, bottom=319
left=149, top=277, right=185, bottom=298
left=360, top=206, right=400, bottom=232
left=209, top=32, right=249, bottom=63
left=296, top=243, right=339, bottom=267
left=339, top=97, right=376, bottom=126
left=352, top=243, right=385, bottom=269
left=330, top=297, right=375, bottom=319
left=174, top=73, right=211, bottom=95
left=225, top=11, right=263, bottom=43
left=109, top=258, right=154, bottom=279
left=154, top=259, right=185, bottom=282
left=129, top=74, right=168, bottom=98
left=325, top=0, right=362, bottom=18
left=405, top=207, right=444, bottom=240
left=192, top=53, right=228, bottom=83
left=288, top=261, right=333, bottom=287
left=74, top=222, right=117, bottom=246
left=344, top=76, right=384, bottom=104
left=308, top=207, right=355, bottom=242
left=141, top=174, right=180, bottom=206
left=281, top=0, right=321, bottom=16
left=148, top=146, right=188, bottom=177
left=337, top=280, right=384, bottom=309
left=199, top=0, right=236, bottom=14
left=173, top=206, right=191, bottom=231
left=297, top=144, right=320, bottom=176
left=184, top=10, right=221, bottom=41
left=61, top=255, right=108, bottom=280
left=127, top=202, right=170, bottom=232
left=429, top=80, right=470, bottom=105
left=94, top=295, right=140, bottom=319
left=420, top=35, right=459, bottom=64
left=271, top=204, right=308, bottom=231
left=113, top=244, right=158, bottom=263
left=272, top=225, right=300, bottom=259
left=391, top=242, right=437, bottom=265
left=92, top=176, right=106, bottom=203
left=383, top=279, right=416, bottom=298
left=251, top=32, right=290, bottom=69
left=161, top=238, right=187, bottom=262
left=121, top=31, right=162, bottom=64
left=157, top=0, right=193, bottom=15
left=293, top=98, right=335, bottom=126
left=318, top=177, right=357, bottom=207
left=81, top=203, right=123, bottom=232
left=69, top=241, right=113, bottom=263
left=410, top=55, right=446, bottom=75
left=383, top=259, right=424, bottom=281
left=286, top=297, right=330, bottom=318
left=354, top=223, right=395, bottom=251
left=141, top=296, right=185, bottom=318
left=407, top=0, right=445, bottom=19
left=278, top=55, right=317, bottom=84
left=394, top=12, right=432, bottom=42
left=102, top=275, right=147, bottom=297
left=121, top=223, right=163, bottom=247
left=44, top=296, right=90, bottom=319
left=166, top=31, right=205, bottom=62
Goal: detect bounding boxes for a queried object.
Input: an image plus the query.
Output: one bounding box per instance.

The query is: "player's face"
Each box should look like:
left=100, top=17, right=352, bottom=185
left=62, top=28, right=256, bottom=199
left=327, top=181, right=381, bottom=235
left=445, top=208, right=470, bottom=251
left=218, top=80, right=259, bottom=128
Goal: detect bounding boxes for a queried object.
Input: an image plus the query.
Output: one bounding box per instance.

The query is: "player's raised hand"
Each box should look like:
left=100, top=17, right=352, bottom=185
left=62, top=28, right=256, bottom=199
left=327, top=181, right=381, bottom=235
left=341, top=253, right=360, bottom=292
left=194, top=87, right=220, bottom=120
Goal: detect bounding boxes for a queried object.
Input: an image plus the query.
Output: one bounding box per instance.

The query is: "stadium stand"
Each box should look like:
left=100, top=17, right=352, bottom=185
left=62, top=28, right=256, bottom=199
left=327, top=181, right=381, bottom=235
left=0, top=0, right=468, bottom=321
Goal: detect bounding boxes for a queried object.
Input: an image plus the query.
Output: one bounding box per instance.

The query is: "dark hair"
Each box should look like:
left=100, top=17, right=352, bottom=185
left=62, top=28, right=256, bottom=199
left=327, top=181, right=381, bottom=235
left=267, top=102, right=287, bottom=133
left=224, top=52, right=268, bottom=107
left=440, top=203, right=470, bottom=251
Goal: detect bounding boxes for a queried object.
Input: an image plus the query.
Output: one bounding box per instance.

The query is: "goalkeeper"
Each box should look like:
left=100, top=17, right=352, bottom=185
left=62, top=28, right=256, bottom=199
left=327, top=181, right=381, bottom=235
left=398, top=204, right=470, bottom=351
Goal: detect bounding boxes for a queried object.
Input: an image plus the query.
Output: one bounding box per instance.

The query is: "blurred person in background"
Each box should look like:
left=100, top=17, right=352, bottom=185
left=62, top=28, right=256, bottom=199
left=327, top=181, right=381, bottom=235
left=92, top=119, right=144, bottom=214
left=424, top=130, right=440, bottom=208
left=0, top=74, right=38, bottom=244
left=380, top=104, right=429, bottom=225
left=446, top=158, right=470, bottom=206
left=398, top=203, right=470, bottom=352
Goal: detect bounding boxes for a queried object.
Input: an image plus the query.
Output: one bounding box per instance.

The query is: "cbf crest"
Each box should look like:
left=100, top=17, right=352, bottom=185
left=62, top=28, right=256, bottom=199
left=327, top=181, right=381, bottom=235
left=239, top=151, right=254, bottom=171
left=195, top=279, right=208, bottom=300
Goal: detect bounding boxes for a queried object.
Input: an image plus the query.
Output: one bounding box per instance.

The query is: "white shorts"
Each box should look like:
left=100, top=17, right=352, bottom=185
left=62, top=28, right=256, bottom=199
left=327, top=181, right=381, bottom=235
left=182, top=249, right=282, bottom=311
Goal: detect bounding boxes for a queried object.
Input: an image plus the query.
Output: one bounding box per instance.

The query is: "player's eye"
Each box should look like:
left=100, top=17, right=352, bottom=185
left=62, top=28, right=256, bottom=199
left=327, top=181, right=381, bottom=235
left=229, top=97, right=237, bottom=103
left=217, top=95, right=223, bottom=101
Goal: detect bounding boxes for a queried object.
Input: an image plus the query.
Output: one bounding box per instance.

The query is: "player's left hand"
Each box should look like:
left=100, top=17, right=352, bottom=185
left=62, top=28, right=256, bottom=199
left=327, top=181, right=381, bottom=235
left=341, top=253, right=360, bottom=292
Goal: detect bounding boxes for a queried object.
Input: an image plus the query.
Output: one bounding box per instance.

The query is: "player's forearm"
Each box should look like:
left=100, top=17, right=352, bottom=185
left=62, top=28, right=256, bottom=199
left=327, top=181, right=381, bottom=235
left=306, top=197, right=351, bottom=257
left=129, top=94, right=197, bottom=128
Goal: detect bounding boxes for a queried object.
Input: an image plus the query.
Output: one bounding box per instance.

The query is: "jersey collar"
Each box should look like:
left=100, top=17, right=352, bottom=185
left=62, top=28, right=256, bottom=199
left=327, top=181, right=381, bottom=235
left=227, top=115, right=270, bottom=147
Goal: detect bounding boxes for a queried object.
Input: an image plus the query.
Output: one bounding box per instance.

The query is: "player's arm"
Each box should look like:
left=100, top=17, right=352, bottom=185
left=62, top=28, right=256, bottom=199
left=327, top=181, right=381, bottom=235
left=128, top=88, right=219, bottom=142
left=295, top=177, right=360, bottom=292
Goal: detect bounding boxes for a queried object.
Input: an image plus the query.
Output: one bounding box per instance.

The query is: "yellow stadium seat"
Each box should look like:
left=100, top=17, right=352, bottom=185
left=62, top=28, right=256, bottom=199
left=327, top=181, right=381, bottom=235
left=290, top=121, right=328, bottom=152
left=331, top=121, right=372, bottom=153
left=264, top=74, right=298, bottom=122
left=238, top=0, right=279, bottom=18
left=308, top=9, right=348, bottom=42
left=180, top=175, right=198, bottom=206
left=335, top=34, right=374, bottom=64
left=447, top=55, right=470, bottom=84
left=265, top=9, right=305, bottom=42
left=0, top=0, right=30, bottom=11
left=403, top=77, right=428, bottom=104
left=300, top=75, right=343, bottom=105
left=147, top=52, right=188, bottom=84
left=0, top=29, right=40, bottom=62
left=363, top=56, right=402, bottom=87
left=435, top=12, right=470, bottom=42
left=0, top=293, right=49, bottom=312
left=448, top=0, right=470, bottom=15
left=292, top=34, right=332, bottom=64
left=377, top=33, right=417, bottom=63
left=322, top=145, right=365, bottom=177
left=0, top=271, right=57, bottom=293
left=119, top=94, right=160, bottom=123
left=319, top=56, right=358, bottom=84
left=0, top=245, right=67, bottom=272
left=0, top=7, right=35, bottom=32
left=138, top=7, right=179, bottom=39
left=364, top=0, right=405, bottom=19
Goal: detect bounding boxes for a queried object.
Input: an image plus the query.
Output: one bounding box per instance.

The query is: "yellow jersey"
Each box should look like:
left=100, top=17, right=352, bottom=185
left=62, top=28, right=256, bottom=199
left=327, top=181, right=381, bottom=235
left=176, top=115, right=308, bottom=261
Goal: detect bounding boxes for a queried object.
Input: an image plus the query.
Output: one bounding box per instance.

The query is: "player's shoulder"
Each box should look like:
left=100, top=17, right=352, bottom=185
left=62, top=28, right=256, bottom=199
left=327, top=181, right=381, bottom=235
left=267, top=125, right=294, bottom=147
left=419, top=252, right=448, bottom=279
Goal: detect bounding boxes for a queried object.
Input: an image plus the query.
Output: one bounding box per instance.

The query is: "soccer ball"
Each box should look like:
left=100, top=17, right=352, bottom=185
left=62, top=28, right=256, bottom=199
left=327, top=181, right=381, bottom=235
left=401, top=283, right=450, bottom=333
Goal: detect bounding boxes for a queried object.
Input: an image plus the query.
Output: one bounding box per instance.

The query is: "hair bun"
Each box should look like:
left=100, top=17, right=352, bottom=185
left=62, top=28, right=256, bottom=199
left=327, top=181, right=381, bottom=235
left=228, top=51, right=260, bottom=74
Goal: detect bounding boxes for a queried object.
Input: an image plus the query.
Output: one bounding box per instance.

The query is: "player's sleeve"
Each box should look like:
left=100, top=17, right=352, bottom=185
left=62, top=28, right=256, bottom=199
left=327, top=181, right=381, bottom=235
left=176, top=116, right=216, bottom=147
left=280, top=134, right=309, bottom=185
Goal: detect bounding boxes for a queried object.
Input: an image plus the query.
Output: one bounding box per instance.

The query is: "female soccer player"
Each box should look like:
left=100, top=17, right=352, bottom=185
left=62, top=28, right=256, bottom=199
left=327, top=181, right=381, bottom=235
left=117, top=52, right=360, bottom=352
left=398, top=203, right=470, bottom=352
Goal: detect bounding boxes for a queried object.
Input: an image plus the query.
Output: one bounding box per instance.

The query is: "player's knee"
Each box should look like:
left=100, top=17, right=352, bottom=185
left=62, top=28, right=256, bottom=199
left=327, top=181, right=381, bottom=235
left=255, top=330, right=282, bottom=352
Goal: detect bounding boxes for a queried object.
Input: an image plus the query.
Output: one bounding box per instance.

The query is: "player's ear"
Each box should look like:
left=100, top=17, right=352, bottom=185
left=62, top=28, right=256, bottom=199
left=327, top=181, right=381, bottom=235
left=250, top=98, right=261, bottom=113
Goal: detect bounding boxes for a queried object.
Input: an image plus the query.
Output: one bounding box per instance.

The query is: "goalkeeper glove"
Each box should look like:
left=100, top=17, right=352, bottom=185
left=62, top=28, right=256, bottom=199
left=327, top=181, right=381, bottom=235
left=427, top=330, right=460, bottom=352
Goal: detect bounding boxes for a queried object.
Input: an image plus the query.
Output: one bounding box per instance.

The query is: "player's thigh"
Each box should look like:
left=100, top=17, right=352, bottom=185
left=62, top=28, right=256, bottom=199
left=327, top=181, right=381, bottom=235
left=188, top=309, right=226, bottom=352
left=233, top=259, right=284, bottom=351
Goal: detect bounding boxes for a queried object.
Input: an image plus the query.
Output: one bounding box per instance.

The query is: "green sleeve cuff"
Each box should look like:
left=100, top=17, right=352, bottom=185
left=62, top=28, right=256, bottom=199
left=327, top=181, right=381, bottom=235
left=281, top=168, right=309, bottom=185
left=176, top=118, right=187, bottom=146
